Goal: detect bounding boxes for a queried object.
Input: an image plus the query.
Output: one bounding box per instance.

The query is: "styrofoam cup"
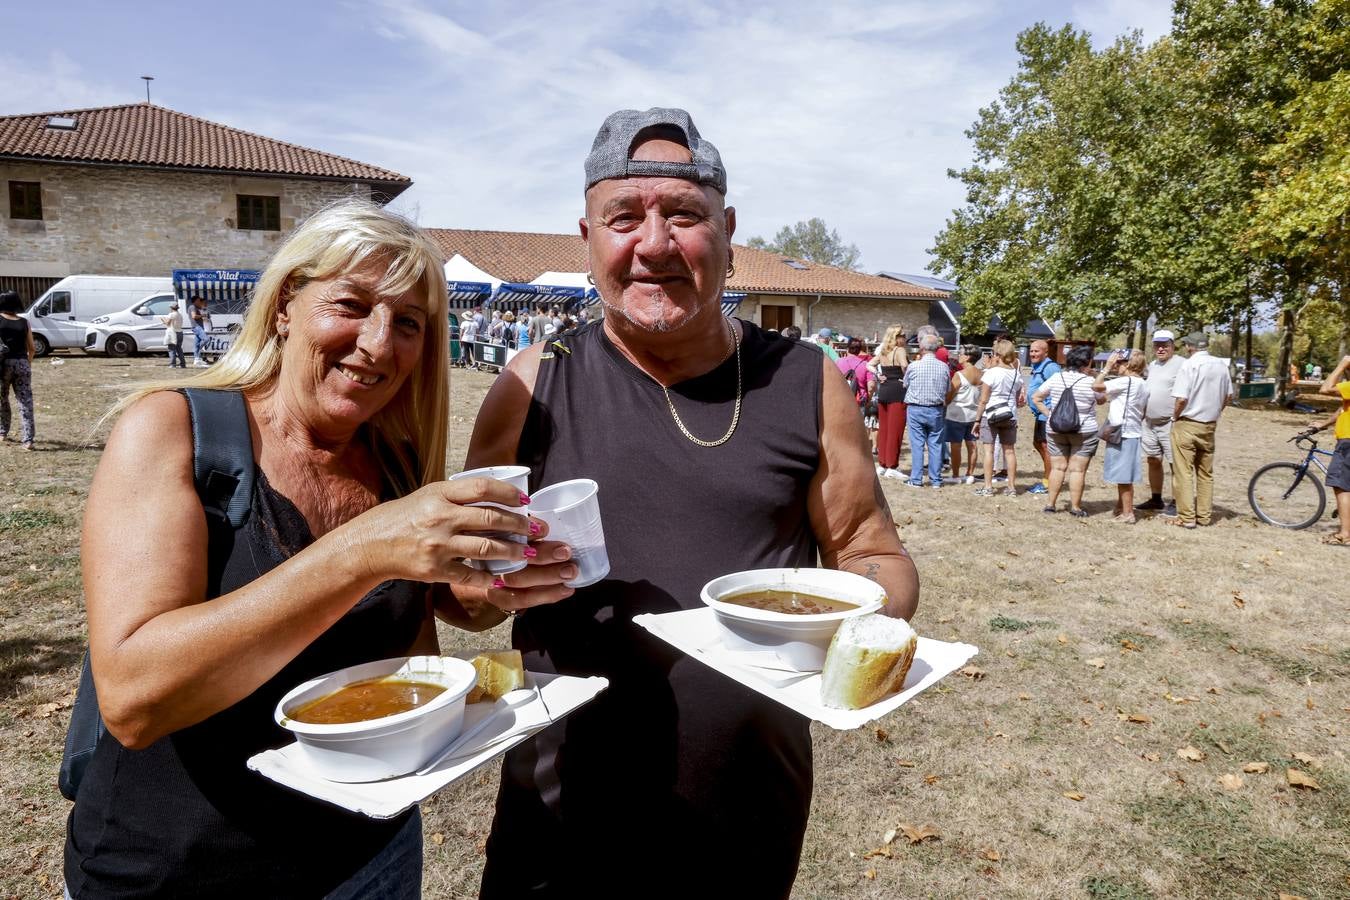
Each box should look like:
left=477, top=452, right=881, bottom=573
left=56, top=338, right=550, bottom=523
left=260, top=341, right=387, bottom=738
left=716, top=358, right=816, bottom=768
left=449, top=465, right=530, bottom=575
left=529, top=478, right=609, bottom=588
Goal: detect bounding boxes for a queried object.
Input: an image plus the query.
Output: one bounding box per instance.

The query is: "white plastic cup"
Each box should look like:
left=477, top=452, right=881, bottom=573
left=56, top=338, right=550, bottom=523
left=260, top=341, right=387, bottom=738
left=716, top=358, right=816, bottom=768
left=529, top=478, right=609, bottom=588
left=449, top=465, right=531, bottom=575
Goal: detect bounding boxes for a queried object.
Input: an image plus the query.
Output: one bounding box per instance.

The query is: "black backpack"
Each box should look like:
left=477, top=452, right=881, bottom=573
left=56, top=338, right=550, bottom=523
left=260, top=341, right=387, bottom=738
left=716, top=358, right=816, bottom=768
left=1048, top=373, right=1083, bottom=434
left=58, top=389, right=254, bottom=801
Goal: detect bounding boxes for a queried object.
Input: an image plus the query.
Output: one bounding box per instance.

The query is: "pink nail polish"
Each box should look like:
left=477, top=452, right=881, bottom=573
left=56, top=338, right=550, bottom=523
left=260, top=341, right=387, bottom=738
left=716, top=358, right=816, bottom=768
left=492, top=578, right=506, bottom=589
left=519, top=492, right=532, bottom=505
left=529, top=520, right=542, bottom=535
left=523, top=546, right=538, bottom=558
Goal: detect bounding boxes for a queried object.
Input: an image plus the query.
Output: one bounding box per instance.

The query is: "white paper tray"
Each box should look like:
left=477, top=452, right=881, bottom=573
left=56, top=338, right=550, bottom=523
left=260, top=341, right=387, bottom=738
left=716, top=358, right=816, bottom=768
left=634, top=608, right=977, bottom=730
left=247, top=672, right=608, bottom=818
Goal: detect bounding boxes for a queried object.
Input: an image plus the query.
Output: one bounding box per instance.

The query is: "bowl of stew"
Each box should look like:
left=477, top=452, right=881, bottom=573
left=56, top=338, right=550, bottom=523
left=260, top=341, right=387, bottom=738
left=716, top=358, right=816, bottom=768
left=275, top=655, right=478, bottom=782
left=700, top=568, right=887, bottom=671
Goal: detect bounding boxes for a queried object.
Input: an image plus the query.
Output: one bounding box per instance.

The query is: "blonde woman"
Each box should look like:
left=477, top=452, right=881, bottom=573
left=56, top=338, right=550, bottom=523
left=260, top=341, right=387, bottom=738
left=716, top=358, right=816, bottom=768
left=1094, top=349, right=1148, bottom=522
left=944, top=344, right=983, bottom=483
left=65, top=201, right=576, bottom=897
left=972, top=339, right=1025, bottom=496
left=869, top=325, right=909, bottom=477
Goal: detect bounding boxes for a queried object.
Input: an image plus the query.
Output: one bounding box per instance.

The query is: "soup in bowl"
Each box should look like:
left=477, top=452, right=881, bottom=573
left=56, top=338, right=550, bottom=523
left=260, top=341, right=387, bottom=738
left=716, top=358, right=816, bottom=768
left=701, top=568, right=886, bottom=671
left=275, top=655, right=477, bottom=782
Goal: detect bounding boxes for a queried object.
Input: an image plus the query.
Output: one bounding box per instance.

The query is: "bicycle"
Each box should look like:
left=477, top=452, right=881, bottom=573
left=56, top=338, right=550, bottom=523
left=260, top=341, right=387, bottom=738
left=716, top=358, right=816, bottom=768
left=1247, top=431, right=1336, bottom=529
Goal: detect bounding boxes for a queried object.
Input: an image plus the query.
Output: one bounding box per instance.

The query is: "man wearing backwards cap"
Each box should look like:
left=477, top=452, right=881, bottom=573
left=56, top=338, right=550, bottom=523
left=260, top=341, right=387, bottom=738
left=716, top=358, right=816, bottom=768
left=465, top=107, right=919, bottom=898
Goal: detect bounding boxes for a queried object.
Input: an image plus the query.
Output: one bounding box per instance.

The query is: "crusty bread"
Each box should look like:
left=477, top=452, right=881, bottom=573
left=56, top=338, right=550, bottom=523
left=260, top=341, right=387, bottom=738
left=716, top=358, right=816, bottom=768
left=819, top=615, right=918, bottom=710
left=465, top=650, right=526, bottom=704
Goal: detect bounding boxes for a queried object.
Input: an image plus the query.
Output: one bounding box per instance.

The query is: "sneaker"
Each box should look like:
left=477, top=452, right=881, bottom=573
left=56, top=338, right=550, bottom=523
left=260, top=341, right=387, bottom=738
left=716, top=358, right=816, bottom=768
left=992, top=475, right=1007, bottom=484
left=1027, top=482, right=1048, bottom=495
left=876, top=463, right=885, bottom=476
left=932, top=484, right=942, bottom=492
left=964, top=475, right=976, bottom=484
left=906, top=480, right=925, bottom=488
left=973, top=487, right=996, bottom=497
left=882, top=468, right=906, bottom=480
left=1162, top=502, right=1177, bottom=518
left=1135, top=497, right=1165, bottom=511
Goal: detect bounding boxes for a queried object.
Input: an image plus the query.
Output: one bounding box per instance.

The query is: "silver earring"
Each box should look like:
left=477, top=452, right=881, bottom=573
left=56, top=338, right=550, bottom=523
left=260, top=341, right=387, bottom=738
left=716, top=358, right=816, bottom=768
left=585, top=272, right=595, bottom=285
left=277, top=324, right=288, bottom=337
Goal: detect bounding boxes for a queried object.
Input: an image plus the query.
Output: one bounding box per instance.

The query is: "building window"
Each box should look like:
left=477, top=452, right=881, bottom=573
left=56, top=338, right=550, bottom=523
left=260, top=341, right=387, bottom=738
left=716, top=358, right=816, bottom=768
left=9, top=181, right=42, bottom=220
left=236, top=195, right=280, bottom=231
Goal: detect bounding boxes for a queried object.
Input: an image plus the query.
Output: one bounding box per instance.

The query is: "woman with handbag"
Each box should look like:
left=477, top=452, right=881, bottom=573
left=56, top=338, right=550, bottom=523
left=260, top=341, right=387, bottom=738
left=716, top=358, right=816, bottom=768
left=870, top=326, right=909, bottom=478
left=1031, top=345, right=1101, bottom=516
left=1094, top=350, right=1148, bottom=522
left=971, top=339, right=1023, bottom=496
left=944, top=344, right=983, bottom=485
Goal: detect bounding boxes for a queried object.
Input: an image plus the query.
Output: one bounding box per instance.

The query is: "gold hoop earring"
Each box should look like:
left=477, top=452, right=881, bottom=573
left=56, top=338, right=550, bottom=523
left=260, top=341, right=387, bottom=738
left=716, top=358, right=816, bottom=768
left=726, top=263, right=735, bottom=277
left=585, top=272, right=595, bottom=285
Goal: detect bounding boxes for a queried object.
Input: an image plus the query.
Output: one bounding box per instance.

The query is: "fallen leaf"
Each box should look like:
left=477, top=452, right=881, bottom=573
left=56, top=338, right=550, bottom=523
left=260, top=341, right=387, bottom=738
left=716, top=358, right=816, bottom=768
left=1120, top=639, right=1142, bottom=652
left=874, top=728, right=890, bottom=743
left=863, top=868, right=877, bottom=880
left=1177, top=746, right=1207, bottom=762
left=862, top=845, right=892, bottom=860
left=1017, top=692, right=1031, bottom=701
left=1216, top=741, right=1231, bottom=754
left=1086, top=658, right=1106, bottom=669
left=1278, top=893, right=1306, bottom=900
left=937, top=615, right=953, bottom=624
left=1286, top=769, right=1321, bottom=790
left=895, top=760, right=916, bottom=768
left=1057, top=633, right=1069, bottom=644
left=882, top=827, right=898, bottom=845
left=978, top=847, right=1001, bottom=862
left=923, top=774, right=941, bottom=785
left=35, top=702, right=61, bottom=718
left=1218, top=773, right=1244, bottom=791
left=960, top=666, right=986, bottom=680
left=430, top=832, right=445, bottom=846
left=1206, top=687, right=1220, bottom=695
left=1054, top=577, right=1066, bottom=584
left=1291, top=752, right=1322, bottom=769
left=1142, top=752, right=1161, bottom=762
left=1062, top=791, right=1085, bottom=801
left=1242, top=762, right=1270, bottom=774
left=1305, top=697, right=1316, bottom=710
left=1006, top=549, right=1020, bottom=557
left=1232, top=597, right=1245, bottom=609
left=893, top=823, right=942, bottom=844
left=1120, top=713, right=1152, bottom=725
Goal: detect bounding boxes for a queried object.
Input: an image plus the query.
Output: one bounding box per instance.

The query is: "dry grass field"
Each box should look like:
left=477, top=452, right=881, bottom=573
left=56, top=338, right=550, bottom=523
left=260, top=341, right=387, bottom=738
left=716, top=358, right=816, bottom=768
left=1, top=355, right=1346, bottom=899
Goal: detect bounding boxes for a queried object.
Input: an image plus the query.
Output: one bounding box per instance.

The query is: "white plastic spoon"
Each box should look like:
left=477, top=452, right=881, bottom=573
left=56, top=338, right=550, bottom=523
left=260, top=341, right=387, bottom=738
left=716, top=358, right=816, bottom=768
left=415, top=688, right=537, bottom=775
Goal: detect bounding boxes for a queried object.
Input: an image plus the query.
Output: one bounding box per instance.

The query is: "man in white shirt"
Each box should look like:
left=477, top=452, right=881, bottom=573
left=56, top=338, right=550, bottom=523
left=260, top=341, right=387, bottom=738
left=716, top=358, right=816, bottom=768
left=1169, top=332, right=1235, bottom=529
left=1137, top=330, right=1185, bottom=515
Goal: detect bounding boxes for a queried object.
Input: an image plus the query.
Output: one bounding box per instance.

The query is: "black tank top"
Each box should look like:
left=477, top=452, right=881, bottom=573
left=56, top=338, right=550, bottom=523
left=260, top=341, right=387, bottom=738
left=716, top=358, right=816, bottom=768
left=490, top=320, right=821, bottom=895
left=0, top=315, right=29, bottom=358
left=878, top=364, right=906, bottom=404
left=65, top=466, right=425, bottom=898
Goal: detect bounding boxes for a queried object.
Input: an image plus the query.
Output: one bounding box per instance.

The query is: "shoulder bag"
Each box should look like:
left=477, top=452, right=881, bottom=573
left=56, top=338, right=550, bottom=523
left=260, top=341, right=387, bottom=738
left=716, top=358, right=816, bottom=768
left=1100, top=377, right=1133, bottom=446
left=58, top=389, right=255, bottom=801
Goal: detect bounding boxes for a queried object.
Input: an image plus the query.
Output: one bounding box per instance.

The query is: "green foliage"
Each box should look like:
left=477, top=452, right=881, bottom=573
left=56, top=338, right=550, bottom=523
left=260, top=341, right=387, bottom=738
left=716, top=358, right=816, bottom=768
left=746, top=218, right=862, bottom=271
left=0, top=509, right=66, bottom=530
left=1080, top=875, right=1154, bottom=900
left=988, top=615, right=1035, bottom=631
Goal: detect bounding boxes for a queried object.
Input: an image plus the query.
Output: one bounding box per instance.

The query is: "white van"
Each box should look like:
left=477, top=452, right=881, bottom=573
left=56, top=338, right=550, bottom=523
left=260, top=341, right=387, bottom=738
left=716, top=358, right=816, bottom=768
left=24, top=275, right=173, bottom=356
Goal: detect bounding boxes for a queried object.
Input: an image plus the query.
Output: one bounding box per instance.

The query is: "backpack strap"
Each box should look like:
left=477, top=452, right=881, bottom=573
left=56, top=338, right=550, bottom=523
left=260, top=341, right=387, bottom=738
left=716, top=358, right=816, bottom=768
left=181, top=389, right=254, bottom=527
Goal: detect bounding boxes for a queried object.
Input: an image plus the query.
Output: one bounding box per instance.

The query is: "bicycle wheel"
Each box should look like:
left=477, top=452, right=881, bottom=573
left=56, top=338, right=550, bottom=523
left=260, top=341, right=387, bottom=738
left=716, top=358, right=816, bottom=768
left=1248, top=462, right=1326, bottom=529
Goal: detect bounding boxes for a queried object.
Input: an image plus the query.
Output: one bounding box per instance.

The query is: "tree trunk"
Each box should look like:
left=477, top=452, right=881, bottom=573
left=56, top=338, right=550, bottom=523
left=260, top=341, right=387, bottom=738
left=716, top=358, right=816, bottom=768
left=1244, top=307, right=1254, bottom=385
left=1228, top=311, right=1241, bottom=380
left=1275, top=305, right=1297, bottom=402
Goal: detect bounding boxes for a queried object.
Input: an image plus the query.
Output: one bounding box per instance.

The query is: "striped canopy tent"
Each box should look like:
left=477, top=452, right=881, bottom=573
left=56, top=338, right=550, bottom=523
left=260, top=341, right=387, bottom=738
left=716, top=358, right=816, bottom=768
left=488, top=282, right=589, bottom=314
left=447, top=280, right=493, bottom=306
left=721, top=292, right=745, bottom=316
left=172, top=269, right=261, bottom=316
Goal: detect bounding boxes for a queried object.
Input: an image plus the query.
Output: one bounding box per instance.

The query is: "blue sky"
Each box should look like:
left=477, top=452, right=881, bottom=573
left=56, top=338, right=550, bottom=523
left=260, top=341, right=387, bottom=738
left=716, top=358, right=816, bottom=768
left=3, top=0, right=1172, bottom=274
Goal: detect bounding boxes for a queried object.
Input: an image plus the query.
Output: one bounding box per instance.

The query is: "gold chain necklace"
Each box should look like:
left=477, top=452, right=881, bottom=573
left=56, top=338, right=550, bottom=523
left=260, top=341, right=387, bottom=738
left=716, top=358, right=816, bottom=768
left=661, top=319, right=741, bottom=448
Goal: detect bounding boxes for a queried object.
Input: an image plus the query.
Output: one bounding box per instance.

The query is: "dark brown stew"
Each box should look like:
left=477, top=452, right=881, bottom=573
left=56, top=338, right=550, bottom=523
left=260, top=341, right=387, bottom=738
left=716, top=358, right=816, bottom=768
left=720, top=589, right=858, bottom=615
left=290, top=677, right=447, bottom=724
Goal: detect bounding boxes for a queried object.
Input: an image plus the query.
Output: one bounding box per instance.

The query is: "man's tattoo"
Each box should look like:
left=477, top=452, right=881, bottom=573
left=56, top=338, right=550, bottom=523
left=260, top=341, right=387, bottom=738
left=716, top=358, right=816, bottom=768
left=863, top=562, right=880, bottom=582
left=872, top=476, right=896, bottom=526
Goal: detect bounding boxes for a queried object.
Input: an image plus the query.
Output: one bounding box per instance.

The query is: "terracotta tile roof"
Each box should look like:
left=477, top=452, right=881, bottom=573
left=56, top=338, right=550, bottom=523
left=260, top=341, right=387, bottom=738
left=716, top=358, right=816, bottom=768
left=427, top=228, right=944, bottom=299
left=0, top=103, right=411, bottom=193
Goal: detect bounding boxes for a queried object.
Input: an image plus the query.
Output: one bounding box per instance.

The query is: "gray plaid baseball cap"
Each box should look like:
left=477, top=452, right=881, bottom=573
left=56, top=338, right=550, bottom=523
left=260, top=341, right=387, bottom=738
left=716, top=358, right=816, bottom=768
left=584, top=107, right=727, bottom=194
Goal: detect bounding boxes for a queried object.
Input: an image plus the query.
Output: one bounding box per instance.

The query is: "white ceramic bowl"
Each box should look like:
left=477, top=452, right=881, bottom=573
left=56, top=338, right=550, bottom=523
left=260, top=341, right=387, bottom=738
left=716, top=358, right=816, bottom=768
left=700, top=568, right=886, bottom=671
left=275, top=655, right=477, bottom=783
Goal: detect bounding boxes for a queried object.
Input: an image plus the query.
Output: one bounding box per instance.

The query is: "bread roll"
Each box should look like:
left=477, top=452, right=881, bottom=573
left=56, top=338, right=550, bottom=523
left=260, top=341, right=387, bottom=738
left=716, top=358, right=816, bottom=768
left=819, top=615, right=918, bottom=710
left=465, top=650, right=526, bottom=703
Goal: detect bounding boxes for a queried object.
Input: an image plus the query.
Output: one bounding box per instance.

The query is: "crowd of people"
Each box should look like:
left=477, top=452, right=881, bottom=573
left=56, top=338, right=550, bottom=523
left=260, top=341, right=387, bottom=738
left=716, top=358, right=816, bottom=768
left=455, top=303, right=593, bottom=367
left=788, top=324, right=1240, bottom=526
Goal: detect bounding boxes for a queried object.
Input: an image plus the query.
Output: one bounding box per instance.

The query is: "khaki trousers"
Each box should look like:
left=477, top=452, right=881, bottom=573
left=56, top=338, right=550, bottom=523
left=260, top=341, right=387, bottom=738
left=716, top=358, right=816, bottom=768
left=1171, top=418, right=1217, bottom=525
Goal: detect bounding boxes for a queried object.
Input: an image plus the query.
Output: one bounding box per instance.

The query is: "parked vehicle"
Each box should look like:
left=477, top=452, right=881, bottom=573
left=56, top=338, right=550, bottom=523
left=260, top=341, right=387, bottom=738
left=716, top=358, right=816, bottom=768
left=22, top=275, right=173, bottom=356
left=83, top=269, right=260, bottom=359
left=84, top=292, right=177, bottom=357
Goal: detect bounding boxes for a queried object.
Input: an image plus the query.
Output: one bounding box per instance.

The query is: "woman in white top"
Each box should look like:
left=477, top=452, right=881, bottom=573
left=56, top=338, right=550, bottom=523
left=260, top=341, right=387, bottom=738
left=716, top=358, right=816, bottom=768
left=1031, top=345, right=1100, bottom=517
left=972, top=339, right=1024, bottom=496
left=943, top=344, right=983, bottom=485
left=159, top=302, right=185, bottom=369
left=1094, top=350, right=1148, bottom=522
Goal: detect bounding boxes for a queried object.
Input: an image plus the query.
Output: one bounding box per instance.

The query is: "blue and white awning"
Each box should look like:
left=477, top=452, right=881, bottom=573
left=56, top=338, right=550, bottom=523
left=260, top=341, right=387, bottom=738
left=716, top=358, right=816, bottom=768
left=489, top=282, right=589, bottom=309
left=721, top=292, right=745, bottom=316
left=172, top=269, right=260, bottom=315
left=447, top=280, right=493, bottom=304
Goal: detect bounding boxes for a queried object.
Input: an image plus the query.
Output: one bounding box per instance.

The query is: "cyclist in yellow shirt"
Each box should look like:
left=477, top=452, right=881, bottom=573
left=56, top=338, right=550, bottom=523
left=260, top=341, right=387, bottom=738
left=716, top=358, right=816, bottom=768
left=1311, top=355, right=1350, bottom=545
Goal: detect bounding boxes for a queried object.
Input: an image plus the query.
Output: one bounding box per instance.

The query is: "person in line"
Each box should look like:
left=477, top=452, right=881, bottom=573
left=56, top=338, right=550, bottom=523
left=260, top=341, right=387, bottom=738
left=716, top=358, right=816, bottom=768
left=972, top=339, right=1023, bottom=496
left=871, top=325, right=909, bottom=479
left=1310, top=354, right=1350, bottom=545
left=1032, top=345, right=1100, bottom=517
left=1137, top=330, right=1183, bottom=516
left=1025, top=340, right=1060, bottom=494
left=1168, top=332, right=1234, bottom=529
left=515, top=311, right=532, bottom=349
left=836, top=337, right=875, bottom=425
left=189, top=295, right=211, bottom=367
left=1095, top=350, right=1148, bottom=523
left=464, top=107, right=919, bottom=898
left=160, top=300, right=186, bottom=368
left=811, top=327, right=840, bottom=361
left=944, top=344, right=982, bottom=485
left=0, top=290, right=36, bottom=450
left=64, top=201, right=576, bottom=898
left=903, top=333, right=950, bottom=489
left=488, top=309, right=507, bottom=345
left=501, top=310, right=518, bottom=349
left=459, top=310, right=480, bottom=370
left=915, top=324, right=950, bottom=366
left=528, top=303, right=549, bottom=345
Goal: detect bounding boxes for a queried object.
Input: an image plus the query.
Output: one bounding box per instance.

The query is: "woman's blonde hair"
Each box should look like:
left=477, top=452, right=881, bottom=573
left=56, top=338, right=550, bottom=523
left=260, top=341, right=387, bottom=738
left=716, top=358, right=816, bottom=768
left=115, top=199, right=449, bottom=493
left=992, top=339, right=1018, bottom=365
left=877, top=325, right=907, bottom=359
left=1125, top=349, right=1147, bottom=375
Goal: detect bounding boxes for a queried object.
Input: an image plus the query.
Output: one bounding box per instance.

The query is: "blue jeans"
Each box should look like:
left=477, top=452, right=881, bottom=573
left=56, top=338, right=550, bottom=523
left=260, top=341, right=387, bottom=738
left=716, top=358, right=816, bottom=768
left=166, top=333, right=185, bottom=367
left=325, top=809, right=423, bottom=900
left=907, top=404, right=944, bottom=485
left=192, top=324, right=208, bottom=363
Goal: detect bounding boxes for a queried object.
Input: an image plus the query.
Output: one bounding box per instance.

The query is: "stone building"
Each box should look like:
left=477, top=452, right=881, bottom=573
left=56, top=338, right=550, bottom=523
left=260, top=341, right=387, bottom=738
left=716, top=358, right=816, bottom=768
left=427, top=229, right=941, bottom=339
left=0, top=103, right=411, bottom=302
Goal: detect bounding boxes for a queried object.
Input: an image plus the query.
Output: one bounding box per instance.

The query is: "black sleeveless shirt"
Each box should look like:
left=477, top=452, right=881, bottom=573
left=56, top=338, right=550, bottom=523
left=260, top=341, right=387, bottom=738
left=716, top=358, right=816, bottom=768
left=65, top=462, right=426, bottom=898
left=483, top=320, right=822, bottom=898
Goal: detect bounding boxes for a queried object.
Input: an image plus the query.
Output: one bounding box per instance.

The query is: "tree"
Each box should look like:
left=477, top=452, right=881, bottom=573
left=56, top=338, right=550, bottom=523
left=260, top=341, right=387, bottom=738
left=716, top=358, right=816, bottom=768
left=746, top=218, right=862, bottom=270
